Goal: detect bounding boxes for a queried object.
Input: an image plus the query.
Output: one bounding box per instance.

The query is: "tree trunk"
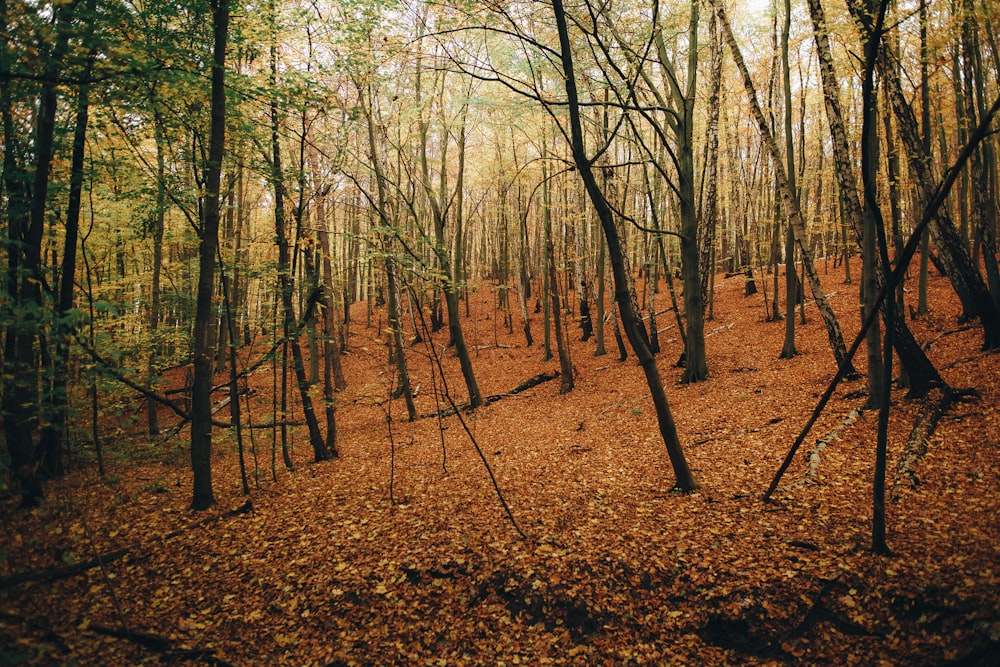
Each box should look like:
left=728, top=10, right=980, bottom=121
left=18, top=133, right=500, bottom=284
left=312, top=167, right=344, bottom=453
left=594, top=213, right=606, bottom=356
left=386, top=256, right=417, bottom=420
left=147, top=102, right=167, bottom=436
left=779, top=0, right=798, bottom=360
left=552, top=0, right=697, bottom=491
left=700, top=10, right=723, bottom=316
left=918, top=78, right=944, bottom=315
left=358, top=77, right=416, bottom=421
left=40, top=12, right=96, bottom=478
left=857, top=0, right=893, bottom=556
left=418, top=68, right=483, bottom=408
left=715, top=0, right=853, bottom=373
left=190, top=0, right=229, bottom=510
left=962, top=0, right=1000, bottom=304
left=544, top=174, right=574, bottom=394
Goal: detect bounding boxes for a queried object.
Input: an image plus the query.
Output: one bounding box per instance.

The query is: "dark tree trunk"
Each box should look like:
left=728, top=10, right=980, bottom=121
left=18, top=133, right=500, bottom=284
left=2, top=0, right=76, bottom=505
left=546, top=207, right=574, bottom=394
left=579, top=280, right=593, bottom=342
left=40, top=23, right=96, bottom=478
left=190, top=0, right=229, bottom=510
left=552, top=0, right=697, bottom=491
left=848, top=0, right=1000, bottom=348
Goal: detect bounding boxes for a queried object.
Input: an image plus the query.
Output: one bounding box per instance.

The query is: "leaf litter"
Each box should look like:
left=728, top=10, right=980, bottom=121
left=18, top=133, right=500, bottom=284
left=2, top=260, right=998, bottom=665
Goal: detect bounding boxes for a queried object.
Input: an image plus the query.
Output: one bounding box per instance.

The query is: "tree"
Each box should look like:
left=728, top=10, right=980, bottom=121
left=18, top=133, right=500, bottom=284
left=805, top=0, right=943, bottom=398
left=414, top=8, right=483, bottom=409
left=550, top=0, right=697, bottom=491
left=712, top=0, right=853, bottom=374
left=358, top=75, right=418, bottom=422
left=541, top=141, right=574, bottom=394
left=846, top=0, right=1000, bottom=349
left=700, top=10, right=723, bottom=320
left=592, top=0, right=708, bottom=382
left=1, top=0, right=81, bottom=505
left=779, top=0, right=798, bottom=360
left=263, top=1, right=329, bottom=463
left=190, top=0, right=230, bottom=510
left=40, top=0, right=99, bottom=479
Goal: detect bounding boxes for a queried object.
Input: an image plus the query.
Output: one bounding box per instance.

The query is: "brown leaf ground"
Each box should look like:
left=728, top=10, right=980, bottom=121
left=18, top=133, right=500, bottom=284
left=2, top=259, right=999, bottom=665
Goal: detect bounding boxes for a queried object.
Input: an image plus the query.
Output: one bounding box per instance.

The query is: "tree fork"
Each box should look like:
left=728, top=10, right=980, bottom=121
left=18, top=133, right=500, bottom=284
left=551, top=0, right=697, bottom=491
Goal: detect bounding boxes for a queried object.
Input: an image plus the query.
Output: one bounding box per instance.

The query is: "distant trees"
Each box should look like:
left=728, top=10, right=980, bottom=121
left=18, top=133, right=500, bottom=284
left=1, top=0, right=997, bottom=508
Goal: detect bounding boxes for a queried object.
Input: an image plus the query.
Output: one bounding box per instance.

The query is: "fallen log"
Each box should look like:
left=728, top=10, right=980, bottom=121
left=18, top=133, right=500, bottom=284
left=504, top=369, right=560, bottom=395
left=891, top=388, right=977, bottom=501
left=706, top=323, right=734, bottom=338
left=0, top=501, right=252, bottom=589
left=804, top=408, right=861, bottom=483
left=419, top=370, right=560, bottom=418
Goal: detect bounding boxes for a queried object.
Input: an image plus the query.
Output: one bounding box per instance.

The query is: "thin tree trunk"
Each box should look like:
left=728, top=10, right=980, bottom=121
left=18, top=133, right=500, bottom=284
left=594, top=212, right=606, bottom=356
left=418, top=69, right=482, bottom=408
left=40, top=10, right=96, bottom=477
left=660, top=3, right=707, bottom=384
left=916, top=0, right=931, bottom=316
left=780, top=0, right=798, bottom=360
left=219, top=262, right=249, bottom=494
left=700, top=10, right=722, bottom=312
left=962, top=0, right=1000, bottom=303
left=857, top=0, right=893, bottom=556
left=545, top=175, right=574, bottom=394
left=716, top=0, right=852, bottom=373
left=312, top=169, right=343, bottom=453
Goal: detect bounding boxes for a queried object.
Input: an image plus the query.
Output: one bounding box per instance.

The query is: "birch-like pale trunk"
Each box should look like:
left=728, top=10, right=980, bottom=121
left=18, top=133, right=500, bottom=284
left=713, top=0, right=853, bottom=372
left=806, top=0, right=942, bottom=397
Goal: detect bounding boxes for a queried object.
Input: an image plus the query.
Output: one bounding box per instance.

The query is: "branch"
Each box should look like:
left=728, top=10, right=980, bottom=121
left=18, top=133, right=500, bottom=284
left=763, top=89, right=1000, bottom=500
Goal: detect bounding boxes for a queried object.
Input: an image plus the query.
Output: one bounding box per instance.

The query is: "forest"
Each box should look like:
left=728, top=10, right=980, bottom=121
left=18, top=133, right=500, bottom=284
left=1, top=0, right=999, bottom=663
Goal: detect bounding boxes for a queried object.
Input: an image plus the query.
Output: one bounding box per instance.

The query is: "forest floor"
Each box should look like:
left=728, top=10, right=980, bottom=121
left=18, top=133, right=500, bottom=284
left=2, top=258, right=999, bottom=666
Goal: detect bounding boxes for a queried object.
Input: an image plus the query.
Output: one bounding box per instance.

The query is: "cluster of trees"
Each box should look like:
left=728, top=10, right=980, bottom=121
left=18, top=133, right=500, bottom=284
left=2, top=0, right=997, bottom=525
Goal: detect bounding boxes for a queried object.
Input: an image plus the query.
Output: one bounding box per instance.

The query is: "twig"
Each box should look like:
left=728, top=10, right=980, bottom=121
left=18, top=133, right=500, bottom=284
left=418, top=370, right=559, bottom=419
left=920, top=324, right=978, bottom=350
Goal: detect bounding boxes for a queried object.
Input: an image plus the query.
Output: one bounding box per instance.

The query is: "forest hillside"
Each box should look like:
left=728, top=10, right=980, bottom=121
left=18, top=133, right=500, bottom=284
left=3, top=0, right=1000, bottom=663
left=2, top=259, right=998, bottom=665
